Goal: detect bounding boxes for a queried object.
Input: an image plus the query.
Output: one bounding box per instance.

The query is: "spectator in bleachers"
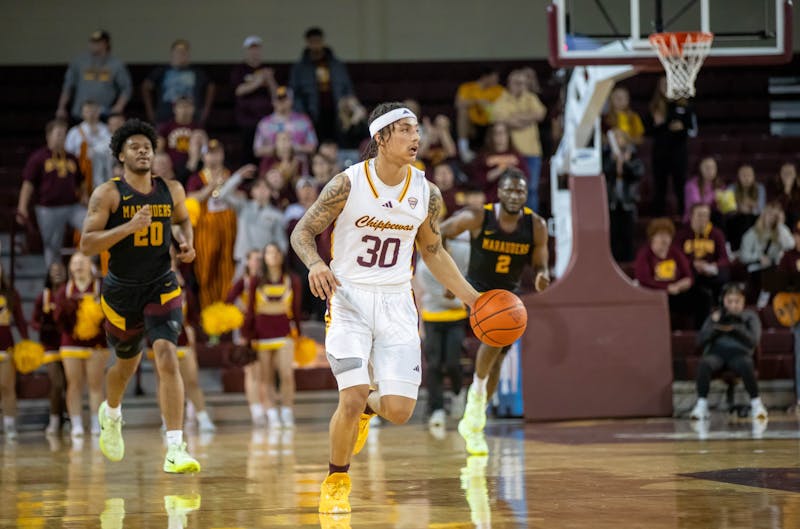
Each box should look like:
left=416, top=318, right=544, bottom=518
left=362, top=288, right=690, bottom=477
left=603, top=86, right=644, bottom=145
left=186, top=140, right=240, bottom=307
left=738, top=201, right=793, bottom=303
left=216, top=165, right=288, bottom=274
left=231, top=35, right=277, bottom=165
left=65, top=100, right=112, bottom=192
left=491, top=69, right=547, bottom=211
left=107, top=112, right=125, bottom=135
left=0, top=260, right=28, bottom=440
left=674, top=203, right=730, bottom=303
left=226, top=249, right=270, bottom=426
left=455, top=67, right=503, bottom=163
left=725, top=164, right=766, bottom=252
left=634, top=217, right=711, bottom=329
left=264, top=167, right=295, bottom=211
left=157, top=96, right=206, bottom=186
left=152, top=151, right=175, bottom=181
left=645, top=76, right=697, bottom=216
left=318, top=140, right=342, bottom=173
left=777, top=222, right=800, bottom=411
left=603, top=128, right=643, bottom=262
left=253, top=86, right=318, bottom=160
left=142, top=39, right=215, bottom=126
left=284, top=177, right=318, bottom=225
left=289, top=27, right=354, bottom=143
left=768, top=162, right=800, bottom=228
left=17, top=119, right=87, bottom=268
left=56, top=30, right=131, bottom=122
left=54, top=252, right=107, bottom=439
left=258, top=131, right=308, bottom=186
left=419, top=114, right=458, bottom=169
left=336, top=94, right=369, bottom=161
left=432, top=162, right=465, bottom=220
left=243, top=243, right=303, bottom=428
left=31, top=261, right=68, bottom=436
left=683, top=157, right=721, bottom=224
left=310, top=152, right=334, bottom=187
left=689, top=282, right=766, bottom=421
left=468, top=122, right=529, bottom=203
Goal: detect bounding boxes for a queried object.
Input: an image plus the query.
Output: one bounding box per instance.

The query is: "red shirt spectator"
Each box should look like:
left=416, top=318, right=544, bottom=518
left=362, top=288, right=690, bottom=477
left=469, top=122, right=528, bottom=202
left=634, top=244, right=693, bottom=290
left=673, top=205, right=730, bottom=270
left=22, top=147, right=82, bottom=207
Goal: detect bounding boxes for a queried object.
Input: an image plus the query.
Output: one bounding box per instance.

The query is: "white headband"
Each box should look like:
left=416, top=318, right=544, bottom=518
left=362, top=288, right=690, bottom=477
left=368, top=107, right=417, bottom=138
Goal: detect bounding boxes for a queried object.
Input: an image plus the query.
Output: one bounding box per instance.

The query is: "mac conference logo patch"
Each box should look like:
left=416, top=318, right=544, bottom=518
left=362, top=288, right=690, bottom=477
left=408, top=197, right=418, bottom=209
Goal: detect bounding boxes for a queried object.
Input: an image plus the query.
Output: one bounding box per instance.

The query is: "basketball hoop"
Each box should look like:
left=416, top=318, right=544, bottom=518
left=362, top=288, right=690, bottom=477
left=649, top=31, right=714, bottom=99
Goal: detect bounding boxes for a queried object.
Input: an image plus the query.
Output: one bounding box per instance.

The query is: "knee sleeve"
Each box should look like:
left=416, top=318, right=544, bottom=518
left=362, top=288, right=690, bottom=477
left=108, top=333, right=144, bottom=360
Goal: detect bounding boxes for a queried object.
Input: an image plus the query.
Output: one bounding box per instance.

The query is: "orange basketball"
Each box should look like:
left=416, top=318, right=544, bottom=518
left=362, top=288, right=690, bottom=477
left=469, top=289, right=528, bottom=347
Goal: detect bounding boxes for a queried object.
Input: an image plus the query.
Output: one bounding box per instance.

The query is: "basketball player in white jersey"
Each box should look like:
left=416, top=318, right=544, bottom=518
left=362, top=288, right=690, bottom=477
left=291, top=102, right=480, bottom=515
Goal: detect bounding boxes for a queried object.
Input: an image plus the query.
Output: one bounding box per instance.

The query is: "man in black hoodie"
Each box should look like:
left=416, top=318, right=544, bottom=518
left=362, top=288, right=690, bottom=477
left=689, top=282, right=767, bottom=421
left=289, top=27, right=354, bottom=143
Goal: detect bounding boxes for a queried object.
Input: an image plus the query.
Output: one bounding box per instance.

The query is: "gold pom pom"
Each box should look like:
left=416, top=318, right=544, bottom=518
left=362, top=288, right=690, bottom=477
left=13, top=340, right=45, bottom=374
left=293, top=336, right=318, bottom=367
left=201, top=302, right=244, bottom=339
left=74, top=295, right=105, bottom=340
left=185, top=197, right=201, bottom=227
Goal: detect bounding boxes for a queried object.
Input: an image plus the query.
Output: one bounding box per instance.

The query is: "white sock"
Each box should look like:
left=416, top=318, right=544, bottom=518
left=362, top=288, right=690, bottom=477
left=696, top=397, right=708, bottom=407
left=751, top=397, right=763, bottom=407
left=105, top=402, right=122, bottom=420
left=472, top=374, right=488, bottom=396
left=458, top=138, right=470, bottom=154
left=196, top=410, right=210, bottom=423
left=166, top=430, right=183, bottom=446
left=266, top=407, right=279, bottom=421
left=48, top=414, right=59, bottom=426
left=70, top=415, right=84, bottom=430
left=3, top=416, right=15, bottom=429
left=249, top=403, right=264, bottom=420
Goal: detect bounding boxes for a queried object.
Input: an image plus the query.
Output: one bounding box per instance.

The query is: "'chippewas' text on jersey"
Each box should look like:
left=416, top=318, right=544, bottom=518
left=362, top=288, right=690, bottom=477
left=467, top=203, right=534, bottom=292
left=105, top=176, right=173, bottom=282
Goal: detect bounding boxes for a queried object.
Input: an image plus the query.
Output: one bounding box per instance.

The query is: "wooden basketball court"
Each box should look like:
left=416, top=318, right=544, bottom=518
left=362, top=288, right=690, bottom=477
left=2, top=411, right=799, bottom=528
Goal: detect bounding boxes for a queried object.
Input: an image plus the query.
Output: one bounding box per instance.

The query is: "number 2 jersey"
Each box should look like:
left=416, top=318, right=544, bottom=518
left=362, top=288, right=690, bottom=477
left=104, top=176, right=173, bottom=282
left=467, top=203, right=534, bottom=293
left=330, top=158, right=430, bottom=287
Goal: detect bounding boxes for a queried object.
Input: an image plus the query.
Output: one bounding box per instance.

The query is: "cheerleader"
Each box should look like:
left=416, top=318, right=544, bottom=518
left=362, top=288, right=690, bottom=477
left=227, top=248, right=271, bottom=427
left=31, top=261, right=68, bottom=435
left=54, top=252, right=108, bottom=438
left=243, top=243, right=302, bottom=427
left=0, top=260, right=28, bottom=440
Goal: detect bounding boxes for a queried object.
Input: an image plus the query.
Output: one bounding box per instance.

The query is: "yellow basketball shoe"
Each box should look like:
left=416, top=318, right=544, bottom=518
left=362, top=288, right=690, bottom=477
left=319, top=472, right=352, bottom=514
left=164, top=494, right=201, bottom=527
left=98, top=401, right=125, bottom=462
left=163, top=442, right=201, bottom=474
left=458, top=386, right=487, bottom=437
left=462, top=430, right=489, bottom=455
left=318, top=513, right=352, bottom=529
left=352, top=413, right=375, bottom=456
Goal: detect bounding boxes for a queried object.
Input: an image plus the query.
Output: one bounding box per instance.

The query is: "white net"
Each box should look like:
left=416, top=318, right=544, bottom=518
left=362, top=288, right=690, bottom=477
left=649, top=32, right=714, bottom=100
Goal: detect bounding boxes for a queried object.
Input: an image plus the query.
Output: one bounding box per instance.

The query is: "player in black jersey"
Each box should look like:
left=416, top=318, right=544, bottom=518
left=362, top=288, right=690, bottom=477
left=441, top=168, right=549, bottom=455
left=80, top=119, right=200, bottom=473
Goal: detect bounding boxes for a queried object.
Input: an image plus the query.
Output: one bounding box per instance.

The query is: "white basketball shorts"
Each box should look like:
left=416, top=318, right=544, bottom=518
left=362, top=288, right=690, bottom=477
left=325, top=281, right=421, bottom=399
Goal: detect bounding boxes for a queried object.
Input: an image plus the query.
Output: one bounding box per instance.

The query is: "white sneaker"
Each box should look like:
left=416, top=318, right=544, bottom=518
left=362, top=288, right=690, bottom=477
left=45, top=416, right=60, bottom=436
left=428, top=409, right=447, bottom=428
left=751, top=399, right=768, bottom=421
left=450, top=390, right=467, bottom=418
left=689, top=400, right=710, bottom=421
left=265, top=408, right=281, bottom=429
left=198, top=416, right=216, bottom=433
left=280, top=407, right=295, bottom=428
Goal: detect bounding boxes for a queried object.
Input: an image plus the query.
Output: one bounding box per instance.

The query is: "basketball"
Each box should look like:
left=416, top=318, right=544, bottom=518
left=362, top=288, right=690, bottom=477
left=469, top=289, right=528, bottom=347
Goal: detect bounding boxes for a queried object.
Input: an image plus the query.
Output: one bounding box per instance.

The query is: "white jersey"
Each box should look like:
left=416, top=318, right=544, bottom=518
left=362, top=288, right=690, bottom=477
left=330, top=158, right=430, bottom=288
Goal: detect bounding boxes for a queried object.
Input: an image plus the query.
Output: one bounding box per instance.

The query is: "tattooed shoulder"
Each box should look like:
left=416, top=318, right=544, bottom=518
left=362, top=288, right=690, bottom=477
left=318, top=172, right=351, bottom=206
left=426, top=182, right=443, bottom=236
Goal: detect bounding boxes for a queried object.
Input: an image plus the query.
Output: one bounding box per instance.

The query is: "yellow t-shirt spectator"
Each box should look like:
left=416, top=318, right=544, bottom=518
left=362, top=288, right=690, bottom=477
left=456, top=81, right=504, bottom=127
left=605, top=110, right=644, bottom=143
left=491, top=91, right=547, bottom=157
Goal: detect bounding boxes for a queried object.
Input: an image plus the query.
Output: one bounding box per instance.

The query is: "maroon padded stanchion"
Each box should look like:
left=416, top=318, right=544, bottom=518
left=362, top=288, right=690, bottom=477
left=521, top=175, right=673, bottom=421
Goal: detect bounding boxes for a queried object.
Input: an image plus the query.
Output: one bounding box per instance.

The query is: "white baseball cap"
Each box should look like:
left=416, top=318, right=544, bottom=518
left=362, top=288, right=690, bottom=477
left=242, top=35, right=263, bottom=48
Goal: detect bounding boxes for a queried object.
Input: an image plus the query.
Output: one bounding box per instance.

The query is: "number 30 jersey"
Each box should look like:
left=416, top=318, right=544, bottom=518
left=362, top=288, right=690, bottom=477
left=104, top=176, right=173, bottom=282
left=330, top=158, right=430, bottom=287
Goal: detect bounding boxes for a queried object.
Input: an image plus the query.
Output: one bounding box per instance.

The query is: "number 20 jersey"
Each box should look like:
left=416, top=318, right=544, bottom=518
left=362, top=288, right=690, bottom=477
left=330, top=159, right=430, bottom=287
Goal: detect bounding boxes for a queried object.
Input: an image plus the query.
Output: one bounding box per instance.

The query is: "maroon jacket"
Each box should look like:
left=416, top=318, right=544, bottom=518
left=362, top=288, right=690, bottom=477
left=672, top=223, right=730, bottom=269
left=634, top=245, right=693, bottom=291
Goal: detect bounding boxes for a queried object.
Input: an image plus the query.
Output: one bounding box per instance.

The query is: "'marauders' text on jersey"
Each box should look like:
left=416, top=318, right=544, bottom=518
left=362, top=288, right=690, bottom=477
left=467, top=203, right=534, bottom=292
left=104, top=176, right=173, bottom=282
left=330, top=159, right=430, bottom=287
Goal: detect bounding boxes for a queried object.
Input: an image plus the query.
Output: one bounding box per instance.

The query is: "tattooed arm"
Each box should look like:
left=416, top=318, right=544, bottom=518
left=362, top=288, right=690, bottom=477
left=80, top=181, right=151, bottom=256
left=289, top=172, right=350, bottom=300
left=416, top=182, right=480, bottom=308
